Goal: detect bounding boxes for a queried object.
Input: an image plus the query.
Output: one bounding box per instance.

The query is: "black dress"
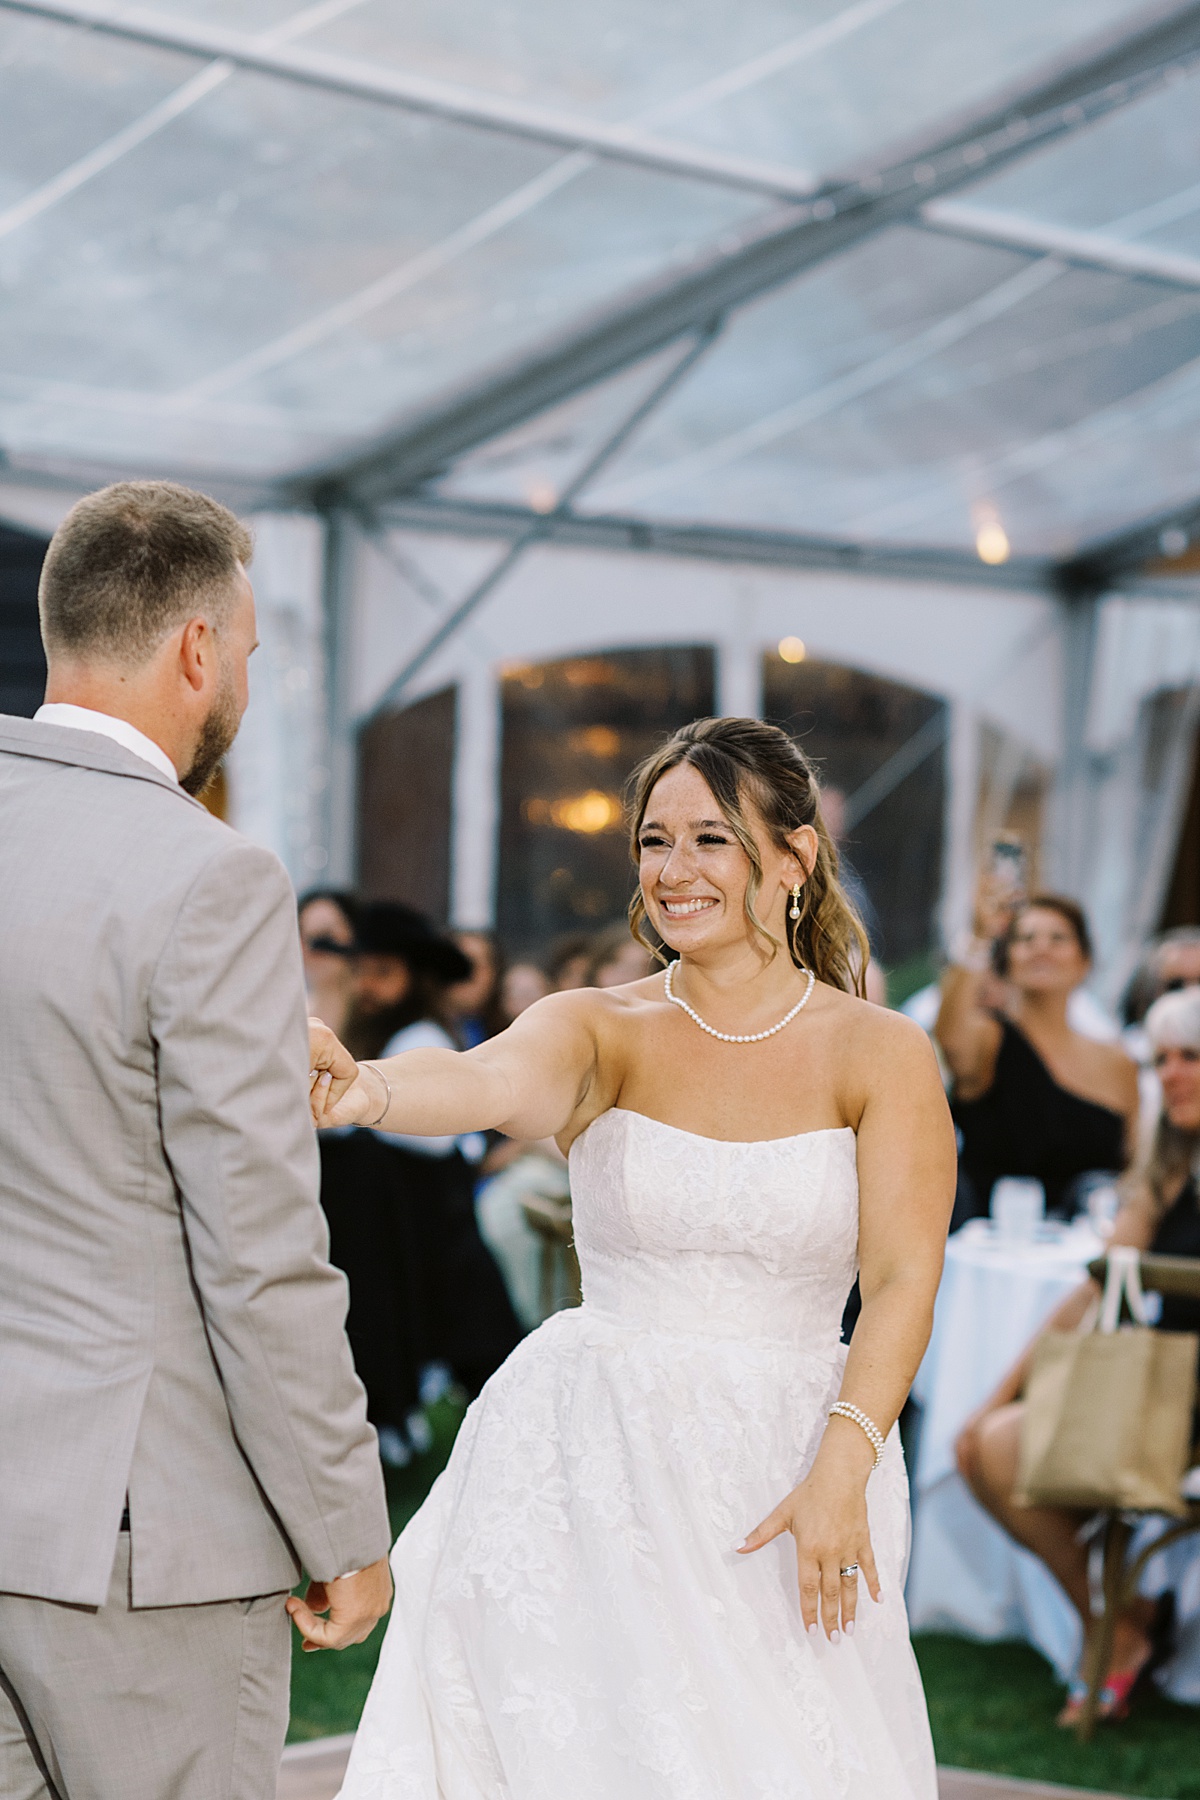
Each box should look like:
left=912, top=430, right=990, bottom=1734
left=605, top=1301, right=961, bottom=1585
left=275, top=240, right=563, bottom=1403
left=1150, top=1175, right=1200, bottom=1336
left=320, top=1129, right=523, bottom=1436
left=952, top=1020, right=1125, bottom=1222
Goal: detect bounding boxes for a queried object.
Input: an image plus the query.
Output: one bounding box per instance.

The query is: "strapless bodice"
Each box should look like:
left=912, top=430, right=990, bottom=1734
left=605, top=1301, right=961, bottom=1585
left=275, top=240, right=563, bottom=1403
left=568, top=1109, right=859, bottom=1348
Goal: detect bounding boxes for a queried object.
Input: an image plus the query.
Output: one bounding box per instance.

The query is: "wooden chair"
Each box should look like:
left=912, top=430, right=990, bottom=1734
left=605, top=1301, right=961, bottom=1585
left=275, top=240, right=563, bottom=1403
left=1074, top=1252, right=1200, bottom=1739
left=520, top=1191, right=582, bottom=1320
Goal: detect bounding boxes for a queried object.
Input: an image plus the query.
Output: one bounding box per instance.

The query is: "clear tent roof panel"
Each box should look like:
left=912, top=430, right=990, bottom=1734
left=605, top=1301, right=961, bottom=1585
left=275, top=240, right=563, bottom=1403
left=194, top=0, right=1152, bottom=177
left=952, top=59, right=1200, bottom=257
left=0, top=16, right=201, bottom=197
left=0, top=0, right=1197, bottom=566
left=430, top=346, right=690, bottom=510
left=0, top=12, right=759, bottom=478
left=437, top=222, right=1200, bottom=555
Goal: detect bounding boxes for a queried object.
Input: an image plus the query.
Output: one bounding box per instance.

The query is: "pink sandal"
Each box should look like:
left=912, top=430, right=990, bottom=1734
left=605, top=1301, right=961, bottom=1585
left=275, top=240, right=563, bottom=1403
left=1057, top=1665, right=1140, bottom=1727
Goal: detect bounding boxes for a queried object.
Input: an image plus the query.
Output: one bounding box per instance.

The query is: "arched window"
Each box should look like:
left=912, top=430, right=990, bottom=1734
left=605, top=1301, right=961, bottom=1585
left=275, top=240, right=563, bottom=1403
left=764, top=654, right=946, bottom=982
left=358, top=687, right=456, bottom=918
left=498, top=647, right=714, bottom=957
left=0, top=523, right=48, bottom=719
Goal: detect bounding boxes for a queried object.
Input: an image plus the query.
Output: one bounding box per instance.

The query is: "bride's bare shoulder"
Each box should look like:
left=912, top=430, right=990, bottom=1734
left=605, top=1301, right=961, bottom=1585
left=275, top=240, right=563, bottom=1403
left=562, top=972, right=668, bottom=1028
left=813, top=982, right=940, bottom=1067
left=510, top=974, right=665, bottom=1034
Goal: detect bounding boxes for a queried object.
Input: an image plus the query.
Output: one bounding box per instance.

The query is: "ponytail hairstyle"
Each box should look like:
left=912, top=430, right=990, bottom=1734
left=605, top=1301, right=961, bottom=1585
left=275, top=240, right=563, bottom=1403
left=625, top=716, right=871, bottom=996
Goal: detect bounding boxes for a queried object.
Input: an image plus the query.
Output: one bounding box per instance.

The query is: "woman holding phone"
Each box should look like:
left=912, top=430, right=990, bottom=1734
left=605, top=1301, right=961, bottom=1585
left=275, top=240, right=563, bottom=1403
left=935, top=861, right=1138, bottom=1221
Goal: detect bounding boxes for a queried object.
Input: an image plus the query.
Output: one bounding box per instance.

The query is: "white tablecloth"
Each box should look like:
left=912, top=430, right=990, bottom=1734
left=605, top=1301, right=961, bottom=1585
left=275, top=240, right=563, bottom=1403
left=906, top=1219, right=1200, bottom=1702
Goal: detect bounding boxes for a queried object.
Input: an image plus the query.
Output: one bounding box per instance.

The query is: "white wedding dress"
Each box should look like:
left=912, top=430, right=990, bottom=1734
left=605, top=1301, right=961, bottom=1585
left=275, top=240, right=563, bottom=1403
left=338, top=1109, right=937, bottom=1800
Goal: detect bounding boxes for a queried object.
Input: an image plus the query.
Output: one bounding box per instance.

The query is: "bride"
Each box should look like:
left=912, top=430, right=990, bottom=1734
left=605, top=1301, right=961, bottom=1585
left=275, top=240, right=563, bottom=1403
left=309, top=715, right=955, bottom=1800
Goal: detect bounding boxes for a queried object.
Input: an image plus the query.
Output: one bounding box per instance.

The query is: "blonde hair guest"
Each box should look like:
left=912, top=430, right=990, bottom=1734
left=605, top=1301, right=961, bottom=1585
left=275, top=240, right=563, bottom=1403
left=956, top=982, right=1200, bottom=1726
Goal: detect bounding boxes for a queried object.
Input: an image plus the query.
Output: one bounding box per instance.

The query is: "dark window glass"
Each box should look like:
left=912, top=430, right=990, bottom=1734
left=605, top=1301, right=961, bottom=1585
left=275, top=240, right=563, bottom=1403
left=0, top=524, right=48, bottom=719
left=498, top=647, right=714, bottom=958
left=357, top=686, right=456, bottom=920
left=763, top=655, right=946, bottom=972
left=1162, top=704, right=1200, bottom=930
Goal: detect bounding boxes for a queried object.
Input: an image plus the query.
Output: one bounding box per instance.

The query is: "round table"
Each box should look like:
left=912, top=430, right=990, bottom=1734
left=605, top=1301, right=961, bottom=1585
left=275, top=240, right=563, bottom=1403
left=906, top=1218, right=1101, bottom=1684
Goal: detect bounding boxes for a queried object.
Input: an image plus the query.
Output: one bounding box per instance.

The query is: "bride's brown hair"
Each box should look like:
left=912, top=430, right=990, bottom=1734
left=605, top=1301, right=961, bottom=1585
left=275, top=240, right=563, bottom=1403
left=625, top=716, right=870, bottom=996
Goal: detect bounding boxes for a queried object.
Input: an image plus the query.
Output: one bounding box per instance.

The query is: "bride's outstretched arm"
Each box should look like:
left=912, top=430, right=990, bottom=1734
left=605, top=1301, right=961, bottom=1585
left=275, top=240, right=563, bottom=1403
left=308, top=991, right=599, bottom=1143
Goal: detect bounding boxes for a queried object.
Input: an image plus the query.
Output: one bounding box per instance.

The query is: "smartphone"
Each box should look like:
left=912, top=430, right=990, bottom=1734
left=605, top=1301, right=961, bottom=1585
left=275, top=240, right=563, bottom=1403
left=988, top=834, right=1027, bottom=896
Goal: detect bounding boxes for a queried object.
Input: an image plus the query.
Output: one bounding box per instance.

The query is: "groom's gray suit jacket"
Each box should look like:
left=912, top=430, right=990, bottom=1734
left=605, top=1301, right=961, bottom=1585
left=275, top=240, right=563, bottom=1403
left=0, top=714, right=390, bottom=1608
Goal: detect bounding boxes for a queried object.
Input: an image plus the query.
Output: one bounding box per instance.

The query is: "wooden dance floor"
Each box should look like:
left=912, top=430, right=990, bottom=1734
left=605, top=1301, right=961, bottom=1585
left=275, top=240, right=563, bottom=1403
left=277, top=1739, right=1144, bottom=1800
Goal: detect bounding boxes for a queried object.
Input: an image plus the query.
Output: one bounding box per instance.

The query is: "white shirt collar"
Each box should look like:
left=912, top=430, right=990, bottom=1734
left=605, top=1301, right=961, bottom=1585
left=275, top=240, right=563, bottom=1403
left=34, top=703, right=179, bottom=784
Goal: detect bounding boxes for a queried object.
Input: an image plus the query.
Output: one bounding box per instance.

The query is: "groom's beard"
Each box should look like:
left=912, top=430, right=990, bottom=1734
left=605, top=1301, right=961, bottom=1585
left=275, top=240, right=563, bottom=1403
left=181, top=664, right=241, bottom=798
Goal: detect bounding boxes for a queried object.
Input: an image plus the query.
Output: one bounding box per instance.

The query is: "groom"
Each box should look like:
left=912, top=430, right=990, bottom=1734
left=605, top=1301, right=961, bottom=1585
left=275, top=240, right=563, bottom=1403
left=0, top=482, right=392, bottom=1799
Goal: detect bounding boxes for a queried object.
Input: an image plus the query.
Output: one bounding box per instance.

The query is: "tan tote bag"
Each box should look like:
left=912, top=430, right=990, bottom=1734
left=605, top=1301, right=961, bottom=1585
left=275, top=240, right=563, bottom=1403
left=1016, top=1246, right=1198, bottom=1517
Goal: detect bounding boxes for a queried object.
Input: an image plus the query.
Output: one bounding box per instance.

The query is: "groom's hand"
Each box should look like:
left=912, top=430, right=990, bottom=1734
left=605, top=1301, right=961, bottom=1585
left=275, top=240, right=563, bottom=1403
left=286, top=1556, right=393, bottom=1651
left=308, top=1019, right=365, bottom=1126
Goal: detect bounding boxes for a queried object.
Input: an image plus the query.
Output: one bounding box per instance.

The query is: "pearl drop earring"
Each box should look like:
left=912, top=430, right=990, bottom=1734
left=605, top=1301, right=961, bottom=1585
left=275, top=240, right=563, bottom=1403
left=789, top=882, right=803, bottom=921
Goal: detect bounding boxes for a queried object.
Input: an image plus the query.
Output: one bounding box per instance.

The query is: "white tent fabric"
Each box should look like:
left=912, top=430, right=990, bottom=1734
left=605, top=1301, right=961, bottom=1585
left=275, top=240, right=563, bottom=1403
left=2, top=0, right=1200, bottom=962
left=0, top=0, right=1196, bottom=559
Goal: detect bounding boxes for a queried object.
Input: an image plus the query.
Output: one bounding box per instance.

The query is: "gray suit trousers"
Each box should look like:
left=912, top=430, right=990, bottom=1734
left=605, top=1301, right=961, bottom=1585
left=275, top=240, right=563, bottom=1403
left=0, top=1537, right=290, bottom=1800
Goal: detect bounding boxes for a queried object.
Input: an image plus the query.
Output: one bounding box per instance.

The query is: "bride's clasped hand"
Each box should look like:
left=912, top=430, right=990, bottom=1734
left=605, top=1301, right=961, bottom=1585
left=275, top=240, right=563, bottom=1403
left=309, top=715, right=956, bottom=1800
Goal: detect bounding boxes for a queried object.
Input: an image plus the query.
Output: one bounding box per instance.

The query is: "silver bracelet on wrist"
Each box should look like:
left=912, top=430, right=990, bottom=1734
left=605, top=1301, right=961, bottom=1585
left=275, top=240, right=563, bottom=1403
left=828, top=1401, right=886, bottom=1470
left=361, top=1062, right=392, bottom=1129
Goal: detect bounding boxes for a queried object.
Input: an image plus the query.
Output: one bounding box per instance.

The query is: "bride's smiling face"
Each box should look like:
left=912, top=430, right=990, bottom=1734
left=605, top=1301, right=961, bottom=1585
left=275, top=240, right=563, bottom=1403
left=637, top=762, right=812, bottom=959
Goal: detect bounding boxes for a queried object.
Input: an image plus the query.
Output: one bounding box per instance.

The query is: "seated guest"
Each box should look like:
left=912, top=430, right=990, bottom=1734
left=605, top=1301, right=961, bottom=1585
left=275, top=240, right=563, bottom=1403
left=500, top=959, right=551, bottom=1020
left=477, top=957, right=570, bottom=1329
left=298, top=888, right=358, bottom=1034
left=1124, top=928, right=1200, bottom=1031
left=584, top=923, right=655, bottom=988
left=547, top=932, right=592, bottom=991
left=321, top=903, right=523, bottom=1465
left=1121, top=927, right=1200, bottom=1104
left=936, top=882, right=1138, bottom=1222
left=444, top=929, right=505, bottom=1047
left=956, top=986, right=1200, bottom=1724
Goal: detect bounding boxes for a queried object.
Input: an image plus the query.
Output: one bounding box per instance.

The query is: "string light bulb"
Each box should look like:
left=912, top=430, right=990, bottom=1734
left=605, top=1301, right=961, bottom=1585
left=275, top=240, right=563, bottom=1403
left=974, top=517, right=1010, bottom=565
left=526, top=480, right=558, bottom=514
left=778, top=636, right=806, bottom=663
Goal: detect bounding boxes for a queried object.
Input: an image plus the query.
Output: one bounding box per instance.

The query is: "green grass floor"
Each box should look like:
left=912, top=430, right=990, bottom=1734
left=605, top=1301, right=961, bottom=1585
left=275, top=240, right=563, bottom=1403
left=289, top=1410, right=1200, bottom=1794
left=287, top=1394, right=465, bottom=1744
left=916, top=1633, right=1200, bottom=1798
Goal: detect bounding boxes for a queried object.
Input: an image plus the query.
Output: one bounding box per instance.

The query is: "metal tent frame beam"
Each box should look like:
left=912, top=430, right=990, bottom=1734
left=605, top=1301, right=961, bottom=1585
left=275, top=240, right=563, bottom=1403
left=360, top=324, right=721, bottom=714
left=918, top=198, right=1200, bottom=289
left=372, top=493, right=1052, bottom=594
left=1057, top=493, right=1200, bottom=589
left=1, top=0, right=824, bottom=201
left=291, top=0, right=1200, bottom=508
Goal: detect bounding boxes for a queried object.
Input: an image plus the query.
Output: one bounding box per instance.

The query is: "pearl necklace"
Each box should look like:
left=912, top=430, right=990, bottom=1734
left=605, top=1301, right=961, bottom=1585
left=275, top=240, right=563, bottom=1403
left=663, top=959, right=816, bottom=1044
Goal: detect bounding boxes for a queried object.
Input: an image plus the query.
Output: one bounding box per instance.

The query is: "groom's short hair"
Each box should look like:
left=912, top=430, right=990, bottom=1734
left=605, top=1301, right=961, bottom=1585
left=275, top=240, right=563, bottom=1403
left=39, top=481, right=254, bottom=667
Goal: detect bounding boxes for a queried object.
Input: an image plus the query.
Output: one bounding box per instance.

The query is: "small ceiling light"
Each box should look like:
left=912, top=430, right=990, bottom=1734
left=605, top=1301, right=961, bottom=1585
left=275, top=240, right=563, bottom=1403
left=778, top=636, right=806, bottom=663
left=975, top=519, right=1010, bottom=565
left=1159, top=527, right=1189, bottom=558
left=526, top=480, right=558, bottom=514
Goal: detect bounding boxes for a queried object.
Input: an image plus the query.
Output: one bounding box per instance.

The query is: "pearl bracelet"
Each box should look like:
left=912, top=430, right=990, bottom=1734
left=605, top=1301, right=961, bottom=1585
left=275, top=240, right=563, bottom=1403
left=361, top=1062, right=392, bottom=1129
left=828, top=1401, right=886, bottom=1470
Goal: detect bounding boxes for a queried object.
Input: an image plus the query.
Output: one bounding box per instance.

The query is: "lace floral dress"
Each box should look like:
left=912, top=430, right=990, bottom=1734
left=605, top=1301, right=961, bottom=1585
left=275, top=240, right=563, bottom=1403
left=338, top=1110, right=937, bottom=1800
